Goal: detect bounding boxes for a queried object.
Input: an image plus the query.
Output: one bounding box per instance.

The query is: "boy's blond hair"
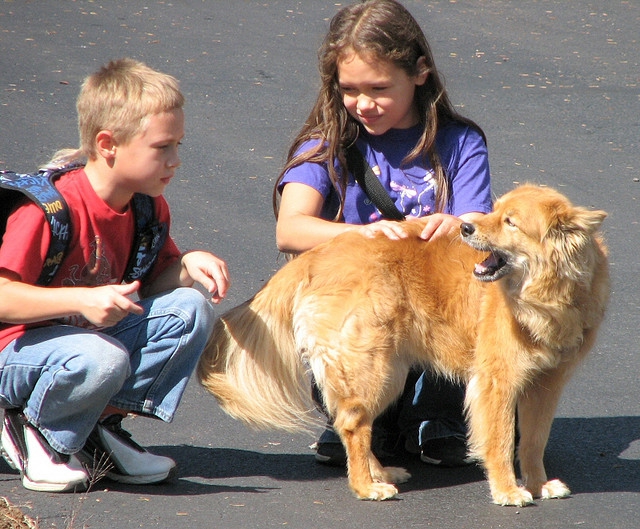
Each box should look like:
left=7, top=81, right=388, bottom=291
left=49, top=58, right=184, bottom=167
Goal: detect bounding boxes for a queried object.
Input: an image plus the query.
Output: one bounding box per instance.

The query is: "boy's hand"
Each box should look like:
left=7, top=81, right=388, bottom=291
left=82, top=281, right=144, bottom=327
left=181, top=251, right=230, bottom=304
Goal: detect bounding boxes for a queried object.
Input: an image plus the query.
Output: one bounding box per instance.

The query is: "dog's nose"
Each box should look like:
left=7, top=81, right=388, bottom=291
left=460, top=222, right=475, bottom=237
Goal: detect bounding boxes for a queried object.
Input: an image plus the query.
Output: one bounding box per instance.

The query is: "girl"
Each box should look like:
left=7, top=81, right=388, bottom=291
left=273, top=0, right=492, bottom=467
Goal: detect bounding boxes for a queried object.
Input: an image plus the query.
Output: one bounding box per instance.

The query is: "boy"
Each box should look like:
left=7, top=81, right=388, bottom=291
left=0, top=58, right=229, bottom=492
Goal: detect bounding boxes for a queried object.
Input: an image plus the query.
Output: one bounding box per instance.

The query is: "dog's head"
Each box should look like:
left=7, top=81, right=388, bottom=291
left=460, top=184, right=607, bottom=284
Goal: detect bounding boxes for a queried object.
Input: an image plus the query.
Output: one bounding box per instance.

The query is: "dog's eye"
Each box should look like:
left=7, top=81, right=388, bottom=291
left=504, top=217, right=516, bottom=227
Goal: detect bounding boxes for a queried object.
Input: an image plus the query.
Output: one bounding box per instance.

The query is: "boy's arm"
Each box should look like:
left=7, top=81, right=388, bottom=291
left=0, top=273, right=143, bottom=327
left=140, top=251, right=230, bottom=304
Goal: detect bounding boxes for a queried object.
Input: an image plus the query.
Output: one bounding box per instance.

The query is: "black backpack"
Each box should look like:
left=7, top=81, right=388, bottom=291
left=0, top=164, right=168, bottom=286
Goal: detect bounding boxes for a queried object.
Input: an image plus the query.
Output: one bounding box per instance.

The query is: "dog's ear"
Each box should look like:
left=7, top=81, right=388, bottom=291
left=545, top=205, right=606, bottom=279
left=543, top=202, right=606, bottom=242
left=558, top=206, right=607, bottom=235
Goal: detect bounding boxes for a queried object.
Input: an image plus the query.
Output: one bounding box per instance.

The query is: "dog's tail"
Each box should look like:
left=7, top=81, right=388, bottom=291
left=197, top=276, right=317, bottom=433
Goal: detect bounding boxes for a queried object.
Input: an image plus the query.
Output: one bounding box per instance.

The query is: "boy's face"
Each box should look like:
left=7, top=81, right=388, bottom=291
left=113, top=108, right=184, bottom=197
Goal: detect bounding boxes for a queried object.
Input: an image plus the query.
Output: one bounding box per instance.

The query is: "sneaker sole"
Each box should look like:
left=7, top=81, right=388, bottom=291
left=420, top=453, right=476, bottom=467
left=22, top=475, right=89, bottom=493
left=314, top=452, right=334, bottom=463
left=314, top=452, right=346, bottom=467
left=420, top=453, right=445, bottom=465
left=106, top=465, right=176, bottom=485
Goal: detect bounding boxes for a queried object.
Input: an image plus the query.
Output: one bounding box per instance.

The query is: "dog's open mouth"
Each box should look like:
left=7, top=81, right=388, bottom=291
left=474, top=250, right=510, bottom=282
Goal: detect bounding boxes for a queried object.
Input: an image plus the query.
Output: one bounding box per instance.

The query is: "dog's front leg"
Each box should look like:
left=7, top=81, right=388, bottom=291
left=466, top=370, right=533, bottom=506
left=517, top=365, right=573, bottom=500
left=334, top=399, right=407, bottom=500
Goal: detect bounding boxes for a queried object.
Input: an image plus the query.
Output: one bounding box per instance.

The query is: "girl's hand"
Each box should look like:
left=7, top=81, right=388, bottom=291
left=358, top=220, right=409, bottom=240
left=418, top=213, right=463, bottom=241
left=181, top=251, right=230, bottom=304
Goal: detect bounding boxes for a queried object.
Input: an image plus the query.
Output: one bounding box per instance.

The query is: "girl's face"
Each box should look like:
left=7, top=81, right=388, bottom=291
left=337, top=51, right=427, bottom=135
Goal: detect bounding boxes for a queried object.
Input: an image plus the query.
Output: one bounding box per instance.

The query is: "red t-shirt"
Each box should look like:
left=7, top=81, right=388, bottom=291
left=0, top=168, right=181, bottom=349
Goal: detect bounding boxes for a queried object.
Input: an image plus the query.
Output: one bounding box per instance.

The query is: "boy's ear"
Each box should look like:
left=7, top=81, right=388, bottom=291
left=95, top=130, right=117, bottom=159
left=415, top=56, right=429, bottom=86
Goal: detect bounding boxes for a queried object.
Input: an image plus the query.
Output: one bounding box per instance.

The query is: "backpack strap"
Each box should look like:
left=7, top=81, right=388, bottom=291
left=122, top=194, right=168, bottom=283
left=345, top=145, right=405, bottom=222
left=0, top=167, right=167, bottom=287
left=0, top=165, right=79, bottom=286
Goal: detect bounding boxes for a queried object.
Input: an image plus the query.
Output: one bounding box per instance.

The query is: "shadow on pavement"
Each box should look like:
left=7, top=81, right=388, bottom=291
left=1, top=416, right=637, bottom=498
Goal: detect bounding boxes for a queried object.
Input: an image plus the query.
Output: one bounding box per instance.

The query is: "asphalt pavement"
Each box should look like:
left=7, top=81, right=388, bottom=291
left=1, top=1, right=639, bottom=528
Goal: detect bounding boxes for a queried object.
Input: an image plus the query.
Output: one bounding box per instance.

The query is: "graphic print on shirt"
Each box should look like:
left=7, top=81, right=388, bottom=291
left=59, top=235, right=115, bottom=328
left=410, top=169, right=436, bottom=217
left=368, top=163, right=436, bottom=220
left=62, top=235, right=113, bottom=287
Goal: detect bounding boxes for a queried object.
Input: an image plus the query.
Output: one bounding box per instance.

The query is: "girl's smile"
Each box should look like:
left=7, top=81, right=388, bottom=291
left=337, top=51, right=428, bottom=135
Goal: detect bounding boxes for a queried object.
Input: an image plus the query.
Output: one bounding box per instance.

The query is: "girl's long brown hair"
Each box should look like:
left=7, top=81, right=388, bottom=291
left=273, top=0, right=485, bottom=221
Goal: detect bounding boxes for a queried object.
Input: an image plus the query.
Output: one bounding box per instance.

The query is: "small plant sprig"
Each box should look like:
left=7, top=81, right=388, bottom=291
left=64, top=451, right=114, bottom=529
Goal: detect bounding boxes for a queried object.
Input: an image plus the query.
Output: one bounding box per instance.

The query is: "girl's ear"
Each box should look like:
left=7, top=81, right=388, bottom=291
left=95, top=130, right=117, bottom=160
left=415, top=56, right=429, bottom=86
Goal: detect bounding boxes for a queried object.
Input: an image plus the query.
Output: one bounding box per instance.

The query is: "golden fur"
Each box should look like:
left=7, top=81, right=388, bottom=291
left=197, top=185, right=609, bottom=505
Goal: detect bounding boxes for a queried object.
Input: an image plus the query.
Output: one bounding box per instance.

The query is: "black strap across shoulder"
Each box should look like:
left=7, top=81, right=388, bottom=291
left=0, top=165, right=167, bottom=286
left=123, top=193, right=168, bottom=283
left=0, top=165, right=77, bottom=285
left=345, top=145, right=405, bottom=221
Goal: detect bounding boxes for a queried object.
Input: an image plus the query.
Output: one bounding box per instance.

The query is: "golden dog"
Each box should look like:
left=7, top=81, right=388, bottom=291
left=198, top=185, right=609, bottom=506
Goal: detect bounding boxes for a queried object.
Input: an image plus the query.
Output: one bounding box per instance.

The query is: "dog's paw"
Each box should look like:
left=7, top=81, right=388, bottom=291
left=379, top=466, right=411, bottom=484
left=492, top=486, right=535, bottom=507
left=540, top=479, right=571, bottom=500
left=356, top=482, right=399, bottom=501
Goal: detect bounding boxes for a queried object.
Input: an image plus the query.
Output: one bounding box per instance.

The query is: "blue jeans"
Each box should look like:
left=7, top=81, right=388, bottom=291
left=315, top=368, right=467, bottom=447
left=396, top=370, right=467, bottom=446
left=0, top=287, right=214, bottom=455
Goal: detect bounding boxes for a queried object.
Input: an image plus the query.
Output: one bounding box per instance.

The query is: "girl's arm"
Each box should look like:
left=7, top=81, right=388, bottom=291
left=276, top=182, right=408, bottom=254
left=416, top=126, right=491, bottom=241
left=276, top=183, right=353, bottom=253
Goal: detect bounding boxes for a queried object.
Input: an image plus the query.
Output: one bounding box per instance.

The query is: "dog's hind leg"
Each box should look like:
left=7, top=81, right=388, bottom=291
left=517, top=364, right=574, bottom=500
left=333, top=398, right=409, bottom=500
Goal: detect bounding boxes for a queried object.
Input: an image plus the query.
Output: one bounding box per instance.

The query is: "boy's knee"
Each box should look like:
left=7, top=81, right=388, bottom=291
left=171, top=287, right=216, bottom=328
left=69, top=344, right=130, bottom=389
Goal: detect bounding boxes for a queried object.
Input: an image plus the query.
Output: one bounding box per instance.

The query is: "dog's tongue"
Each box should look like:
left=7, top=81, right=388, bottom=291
left=475, top=253, right=499, bottom=275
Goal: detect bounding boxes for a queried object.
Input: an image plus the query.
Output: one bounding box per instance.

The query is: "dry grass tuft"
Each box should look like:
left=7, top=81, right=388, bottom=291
left=0, top=497, right=37, bottom=529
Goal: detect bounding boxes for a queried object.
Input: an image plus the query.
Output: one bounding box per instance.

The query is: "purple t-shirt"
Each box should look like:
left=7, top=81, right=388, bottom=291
left=279, top=122, right=492, bottom=224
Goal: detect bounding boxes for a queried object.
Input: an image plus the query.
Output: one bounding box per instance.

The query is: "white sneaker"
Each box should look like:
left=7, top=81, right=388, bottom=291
left=81, top=415, right=176, bottom=485
left=1, top=410, right=89, bottom=493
